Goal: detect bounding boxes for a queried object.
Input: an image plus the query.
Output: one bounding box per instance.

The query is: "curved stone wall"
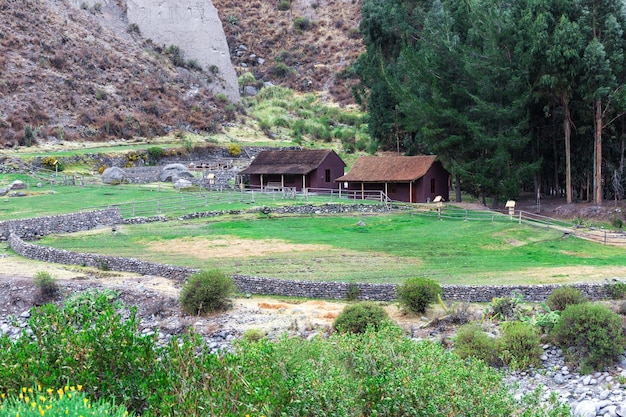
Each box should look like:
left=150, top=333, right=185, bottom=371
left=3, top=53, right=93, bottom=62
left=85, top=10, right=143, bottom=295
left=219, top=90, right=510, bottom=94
left=8, top=233, right=610, bottom=302
left=0, top=208, right=122, bottom=241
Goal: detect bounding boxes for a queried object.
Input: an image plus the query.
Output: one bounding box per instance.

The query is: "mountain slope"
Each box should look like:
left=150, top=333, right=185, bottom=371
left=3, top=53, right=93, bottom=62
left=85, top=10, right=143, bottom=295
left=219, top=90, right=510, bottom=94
left=214, top=0, right=363, bottom=104
left=0, top=0, right=227, bottom=147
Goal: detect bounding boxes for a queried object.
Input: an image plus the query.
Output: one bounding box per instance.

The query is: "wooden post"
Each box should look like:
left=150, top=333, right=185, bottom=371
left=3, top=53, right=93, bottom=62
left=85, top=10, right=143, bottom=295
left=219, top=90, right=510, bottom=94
left=361, top=183, right=364, bottom=200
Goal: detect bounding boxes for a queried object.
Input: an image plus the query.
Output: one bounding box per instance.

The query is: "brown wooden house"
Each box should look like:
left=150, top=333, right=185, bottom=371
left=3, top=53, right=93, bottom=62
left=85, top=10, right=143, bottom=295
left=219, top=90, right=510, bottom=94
left=240, top=149, right=346, bottom=191
left=336, top=155, right=450, bottom=203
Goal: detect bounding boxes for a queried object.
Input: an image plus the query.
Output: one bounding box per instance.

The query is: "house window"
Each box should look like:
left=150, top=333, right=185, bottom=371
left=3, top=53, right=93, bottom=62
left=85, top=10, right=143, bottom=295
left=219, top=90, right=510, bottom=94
left=325, top=169, right=331, bottom=182
left=431, top=178, right=436, bottom=193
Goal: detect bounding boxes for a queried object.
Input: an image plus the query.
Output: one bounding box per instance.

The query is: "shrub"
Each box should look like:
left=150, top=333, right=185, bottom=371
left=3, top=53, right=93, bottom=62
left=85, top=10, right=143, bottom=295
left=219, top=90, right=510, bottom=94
left=293, top=16, right=312, bottom=32
left=396, top=277, right=442, bottom=314
left=552, top=303, right=626, bottom=372
left=179, top=269, right=236, bottom=315
left=345, top=283, right=360, bottom=301
left=242, top=328, right=266, bottom=342
left=488, top=292, right=522, bottom=320
left=33, top=270, right=58, bottom=300
left=227, top=143, right=242, bottom=157
left=453, top=323, right=500, bottom=366
left=332, top=302, right=390, bottom=334
left=147, top=146, right=164, bottom=164
left=498, top=321, right=542, bottom=370
left=607, top=281, right=626, bottom=300
left=40, top=156, right=64, bottom=172
left=545, top=286, right=588, bottom=311
left=277, top=0, right=290, bottom=10
left=269, top=63, right=293, bottom=78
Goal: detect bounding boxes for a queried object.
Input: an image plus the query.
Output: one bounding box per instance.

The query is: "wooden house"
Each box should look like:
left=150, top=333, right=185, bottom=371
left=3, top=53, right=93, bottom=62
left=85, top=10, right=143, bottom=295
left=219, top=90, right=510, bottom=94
left=240, top=149, right=346, bottom=191
left=336, top=155, right=450, bottom=203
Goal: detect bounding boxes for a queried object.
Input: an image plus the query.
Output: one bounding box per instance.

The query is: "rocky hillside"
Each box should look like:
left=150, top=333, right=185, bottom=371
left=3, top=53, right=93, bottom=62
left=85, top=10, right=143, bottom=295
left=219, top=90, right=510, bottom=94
left=214, top=0, right=363, bottom=104
left=0, top=0, right=363, bottom=149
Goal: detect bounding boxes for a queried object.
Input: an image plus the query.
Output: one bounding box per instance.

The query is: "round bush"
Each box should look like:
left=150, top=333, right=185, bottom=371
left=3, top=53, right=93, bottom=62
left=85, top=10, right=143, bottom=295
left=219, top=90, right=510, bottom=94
left=545, top=286, right=588, bottom=311
left=33, top=270, right=59, bottom=300
left=179, top=270, right=236, bottom=315
left=498, top=321, right=542, bottom=370
left=551, top=303, right=626, bottom=372
left=453, top=323, right=500, bottom=366
left=396, top=277, right=442, bottom=314
left=332, top=302, right=390, bottom=334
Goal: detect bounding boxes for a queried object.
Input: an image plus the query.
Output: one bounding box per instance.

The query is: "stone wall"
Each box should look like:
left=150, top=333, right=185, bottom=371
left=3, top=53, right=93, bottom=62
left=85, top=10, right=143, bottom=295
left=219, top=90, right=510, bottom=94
left=0, top=209, right=123, bottom=241
left=8, top=234, right=610, bottom=302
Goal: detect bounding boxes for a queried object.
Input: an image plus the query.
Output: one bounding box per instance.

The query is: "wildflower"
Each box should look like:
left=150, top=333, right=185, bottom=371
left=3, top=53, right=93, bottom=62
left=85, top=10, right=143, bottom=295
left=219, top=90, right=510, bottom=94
left=46, top=389, right=53, bottom=395
left=77, top=385, right=83, bottom=391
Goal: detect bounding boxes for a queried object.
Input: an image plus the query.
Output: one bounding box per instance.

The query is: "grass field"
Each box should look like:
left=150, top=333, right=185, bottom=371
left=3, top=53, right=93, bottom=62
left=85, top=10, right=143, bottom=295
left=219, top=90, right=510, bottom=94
left=37, top=212, right=626, bottom=285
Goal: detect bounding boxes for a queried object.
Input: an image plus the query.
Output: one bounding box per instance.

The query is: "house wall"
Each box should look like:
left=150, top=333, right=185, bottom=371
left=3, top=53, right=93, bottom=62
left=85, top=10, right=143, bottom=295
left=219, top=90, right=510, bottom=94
left=415, top=161, right=450, bottom=203
left=307, top=153, right=345, bottom=190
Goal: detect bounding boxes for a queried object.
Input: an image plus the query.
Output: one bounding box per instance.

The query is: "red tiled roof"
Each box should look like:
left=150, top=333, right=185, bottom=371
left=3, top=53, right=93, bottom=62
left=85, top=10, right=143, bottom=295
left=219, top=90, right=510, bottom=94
left=336, top=155, right=438, bottom=182
left=240, top=149, right=344, bottom=175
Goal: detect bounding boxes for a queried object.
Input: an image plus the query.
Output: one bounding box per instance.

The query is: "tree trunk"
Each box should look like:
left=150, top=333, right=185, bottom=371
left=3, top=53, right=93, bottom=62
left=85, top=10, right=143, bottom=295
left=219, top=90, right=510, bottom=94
left=563, top=90, right=572, bottom=203
left=594, top=99, right=603, bottom=205
left=455, top=174, right=462, bottom=202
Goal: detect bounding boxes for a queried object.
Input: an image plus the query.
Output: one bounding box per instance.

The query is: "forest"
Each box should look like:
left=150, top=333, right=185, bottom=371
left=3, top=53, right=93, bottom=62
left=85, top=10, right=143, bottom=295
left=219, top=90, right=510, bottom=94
left=354, top=0, right=626, bottom=207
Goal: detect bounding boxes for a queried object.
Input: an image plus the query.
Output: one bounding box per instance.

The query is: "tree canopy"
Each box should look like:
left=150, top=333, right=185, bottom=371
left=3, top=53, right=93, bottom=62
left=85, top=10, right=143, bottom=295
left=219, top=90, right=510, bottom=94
left=356, top=0, right=626, bottom=205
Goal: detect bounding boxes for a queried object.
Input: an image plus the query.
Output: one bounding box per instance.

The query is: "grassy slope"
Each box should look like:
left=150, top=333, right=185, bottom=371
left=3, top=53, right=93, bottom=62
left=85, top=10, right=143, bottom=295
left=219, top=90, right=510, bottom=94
left=37, top=213, right=626, bottom=285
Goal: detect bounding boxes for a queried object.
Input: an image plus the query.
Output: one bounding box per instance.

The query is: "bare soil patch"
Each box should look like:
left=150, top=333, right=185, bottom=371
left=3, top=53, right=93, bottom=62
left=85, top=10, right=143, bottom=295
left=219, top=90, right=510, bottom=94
left=147, top=236, right=333, bottom=258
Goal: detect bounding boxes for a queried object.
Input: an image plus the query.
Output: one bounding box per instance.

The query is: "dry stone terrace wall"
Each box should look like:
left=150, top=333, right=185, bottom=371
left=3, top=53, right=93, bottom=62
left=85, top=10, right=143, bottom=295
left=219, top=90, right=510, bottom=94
left=0, top=208, right=122, bottom=241
left=8, top=234, right=610, bottom=302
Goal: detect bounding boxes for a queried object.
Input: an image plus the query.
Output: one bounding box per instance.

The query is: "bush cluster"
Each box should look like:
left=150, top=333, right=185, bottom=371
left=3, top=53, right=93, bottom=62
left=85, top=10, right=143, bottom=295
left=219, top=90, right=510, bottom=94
left=179, top=269, right=236, bottom=315
left=0, top=308, right=570, bottom=417
left=332, top=302, right=390, bottom=334
left=551, top=303, right=626, bottom=372
left=33, top=270, right=58, bottom=301
left=607, top=281, right=626, bottom=300
left=454, top=322, right=542, bottom=370
left=396, top=277, right=442, bottom=314
left=545, top=286, right=588, bottom=311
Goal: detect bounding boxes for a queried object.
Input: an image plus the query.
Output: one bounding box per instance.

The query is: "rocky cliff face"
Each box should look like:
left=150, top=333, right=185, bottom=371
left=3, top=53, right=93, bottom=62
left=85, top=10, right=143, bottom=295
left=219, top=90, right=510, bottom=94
left=125, top=0, right=240, bottom=102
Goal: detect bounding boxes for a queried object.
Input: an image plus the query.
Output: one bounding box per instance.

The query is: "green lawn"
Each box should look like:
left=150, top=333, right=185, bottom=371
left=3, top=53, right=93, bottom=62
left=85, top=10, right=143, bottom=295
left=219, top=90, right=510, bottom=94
left=37, top=212, right=626, bottom=285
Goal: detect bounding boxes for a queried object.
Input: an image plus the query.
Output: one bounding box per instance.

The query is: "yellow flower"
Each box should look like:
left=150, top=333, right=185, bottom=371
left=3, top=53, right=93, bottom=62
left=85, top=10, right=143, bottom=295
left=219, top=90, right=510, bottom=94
left=39, top=396, right=46, bottom=402
left=28, top=388, right=33, bottom=394
left=30, top=402, right=36, bottom=409
left=77, top=385, right=83, bottom=392
left=24, top=396, right=29, bottom=403
left=22, top=387, right=27, bottom=393
left=63, top=386, right=69, bottom=393
left=69, top=386, right=75, bottom=392
left=46, top=389, right=53, bottom=395
left=37, top=384, right=42, bottom=392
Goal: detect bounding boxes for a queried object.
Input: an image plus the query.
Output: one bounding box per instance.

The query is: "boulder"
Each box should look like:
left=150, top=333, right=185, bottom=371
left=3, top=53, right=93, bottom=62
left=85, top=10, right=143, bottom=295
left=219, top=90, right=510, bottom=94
left=9, top=180, right=25, bottom=190
left=574, top=400, right=597, bottom=417
left=0, top=187, right=8, bottom=196
left=174, top=179, right=193, bottom=189
left=159, top=164, right=194, bottom=182
left=102, top=167, right=126, bottom=184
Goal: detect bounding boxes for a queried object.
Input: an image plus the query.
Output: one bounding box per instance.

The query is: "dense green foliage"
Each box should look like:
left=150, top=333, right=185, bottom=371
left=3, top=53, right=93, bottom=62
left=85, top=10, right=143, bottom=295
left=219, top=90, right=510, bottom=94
left=498, top=322, right=543, bottom=370
left=545, top=286, right=588, bottom=311
left=396, top=277, right=442, bottom=314
left=357, top=0, right=626, bottom=205
left=0, top=297, right=571, bottom=416
left=454, top=322, right=542, bottom=370
left=552, top=303, right=626, bottom=372
left=607, top=281, right=626, bottom=299
left=33, top=270, right=59, bottom=300
left=453, top=323, right=501, bottom=366
left=179, top=269, right=236, bottom=315
left=332, top=302, right=391, bottom=334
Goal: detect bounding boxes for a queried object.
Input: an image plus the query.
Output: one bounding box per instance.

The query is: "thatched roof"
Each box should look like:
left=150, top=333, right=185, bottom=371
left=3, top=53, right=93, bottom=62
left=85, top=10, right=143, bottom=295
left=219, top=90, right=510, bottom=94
left=336, top=155, right=438, bottom=183
left=240, top=149, right=344, bottom=175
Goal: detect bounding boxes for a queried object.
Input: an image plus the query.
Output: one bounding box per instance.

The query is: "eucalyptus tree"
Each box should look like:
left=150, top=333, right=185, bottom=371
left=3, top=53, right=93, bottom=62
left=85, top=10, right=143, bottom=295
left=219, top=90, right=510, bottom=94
left=577, top=0, right=626, bottom=204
